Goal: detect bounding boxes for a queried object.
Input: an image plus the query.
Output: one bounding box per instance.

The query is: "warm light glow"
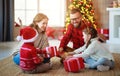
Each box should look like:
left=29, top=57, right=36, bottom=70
left=66, top=0, right=100, bottom=29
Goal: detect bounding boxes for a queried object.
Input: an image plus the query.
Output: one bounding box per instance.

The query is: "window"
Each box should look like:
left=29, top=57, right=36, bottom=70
left=14, top=0, right=38, bottom=26
left=14, top=0, right=66, bottom=27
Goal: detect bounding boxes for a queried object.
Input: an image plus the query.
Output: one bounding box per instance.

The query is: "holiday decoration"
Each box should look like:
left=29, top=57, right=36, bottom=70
left=16, top=26, right=38, bottom=42
left=97, top=28, right=109, bottom=39
left=97, top=28, right=109, bottom=42
left=14, top=17, right=22, bottom=27
left=65, top=0, right=100, bottom=30
left=46, top=27, right=55, bottom=39
left=42, top=46, right=59, bottom=58
left=63, top=57, right=85, bottom=72
left=14, top=22, right=20, bottom=27
left=118, top=0, right=120, bottom=7
left=112, top=1, right=118, bottom=8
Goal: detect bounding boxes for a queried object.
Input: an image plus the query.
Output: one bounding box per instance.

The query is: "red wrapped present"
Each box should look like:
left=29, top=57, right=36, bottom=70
left=97, top=28, right=109, bottom=38
left=42, top=46, right=59, bottom=58
left=97, top=28, right=109, bottom=42
left=63, top=57, right=84, bottom=72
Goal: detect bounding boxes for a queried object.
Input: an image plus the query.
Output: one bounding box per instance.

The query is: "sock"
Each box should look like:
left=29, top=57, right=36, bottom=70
left=97, top=65, right=110, bottom=72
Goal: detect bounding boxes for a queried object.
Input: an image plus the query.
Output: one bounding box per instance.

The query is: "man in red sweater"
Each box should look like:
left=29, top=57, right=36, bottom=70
left=59, top=8, right=86, bottom=59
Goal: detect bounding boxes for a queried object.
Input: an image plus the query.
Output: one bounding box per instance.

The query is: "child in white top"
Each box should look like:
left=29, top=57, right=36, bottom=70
left=68, top=27, right=114, bottom=71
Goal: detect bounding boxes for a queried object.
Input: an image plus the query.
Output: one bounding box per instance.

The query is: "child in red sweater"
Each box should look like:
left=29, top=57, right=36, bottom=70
left=18, top=26, right=51, bottom=74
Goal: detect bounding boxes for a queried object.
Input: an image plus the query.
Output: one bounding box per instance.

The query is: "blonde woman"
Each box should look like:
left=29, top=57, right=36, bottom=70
left=13, top=13, right=51, bottom=73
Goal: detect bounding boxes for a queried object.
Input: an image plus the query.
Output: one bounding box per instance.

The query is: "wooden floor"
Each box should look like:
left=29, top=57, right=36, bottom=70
left=0, top=53, right=120, bottom=76
left=0, top=40, right=120, bottom=76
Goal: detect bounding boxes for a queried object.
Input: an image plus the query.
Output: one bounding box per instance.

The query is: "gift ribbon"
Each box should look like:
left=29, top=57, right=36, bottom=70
left=101, top=29, right=103, bottom=34
left=53, top=46, right=57, bottom=56
left=66, top=59, right=71, bottom=71
left=46, top=47, right=50, bottom=58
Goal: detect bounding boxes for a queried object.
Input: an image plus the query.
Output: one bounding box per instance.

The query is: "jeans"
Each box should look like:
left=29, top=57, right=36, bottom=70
left=84, top=57, right=114, bottom=69
left=13, top=52, right=50, bottom=65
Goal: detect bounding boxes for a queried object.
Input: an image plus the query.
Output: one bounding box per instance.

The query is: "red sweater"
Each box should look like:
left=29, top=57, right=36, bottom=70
left=59, top=23, right=86, bottom=50
left=20, top=43, right=42, bottom=71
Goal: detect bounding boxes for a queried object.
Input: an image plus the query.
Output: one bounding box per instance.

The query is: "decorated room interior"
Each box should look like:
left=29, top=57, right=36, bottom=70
left=0, top=0, right=120, bottom=76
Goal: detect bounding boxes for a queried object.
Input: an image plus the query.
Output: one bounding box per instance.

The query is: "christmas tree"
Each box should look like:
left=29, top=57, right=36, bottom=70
left=65, top=0, right=100, bottom=30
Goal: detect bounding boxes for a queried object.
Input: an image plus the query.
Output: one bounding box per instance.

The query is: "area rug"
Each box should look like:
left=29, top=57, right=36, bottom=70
left=0, top=53, right=120, bottom=76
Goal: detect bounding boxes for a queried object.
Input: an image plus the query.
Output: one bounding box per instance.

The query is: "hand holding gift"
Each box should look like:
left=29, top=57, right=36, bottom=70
left=42, top=46, right=59, bottom=58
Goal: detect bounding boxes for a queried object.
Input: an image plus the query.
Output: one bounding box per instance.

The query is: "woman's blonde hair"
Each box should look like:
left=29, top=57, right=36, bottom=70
left=30, top=13, right=48, bottom=30
left=33, top=13, right=48, bottom=23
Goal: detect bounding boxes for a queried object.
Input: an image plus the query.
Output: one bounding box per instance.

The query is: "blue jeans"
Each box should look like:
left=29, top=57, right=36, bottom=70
left=13, top=52, right=20, bottom=65
left=13, top=52, right=50, bottom=65
left=84, top=57, right=114, bottom=69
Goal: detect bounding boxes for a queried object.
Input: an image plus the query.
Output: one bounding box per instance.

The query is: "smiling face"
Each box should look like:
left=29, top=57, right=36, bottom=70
left=82, top=32, right=91, bottom=43
left=69, top=9, right=82, bottom=28
left=82, top=27, right=98, bottom=43
left=36, top=18, right=48, bottom=32
left=32, top=13, right=49, bottom=33
left=70, top=12, right=82, bottom=28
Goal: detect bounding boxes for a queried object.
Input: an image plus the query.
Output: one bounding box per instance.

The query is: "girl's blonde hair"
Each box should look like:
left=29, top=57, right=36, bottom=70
left=30, top=13, right=48, bottom=30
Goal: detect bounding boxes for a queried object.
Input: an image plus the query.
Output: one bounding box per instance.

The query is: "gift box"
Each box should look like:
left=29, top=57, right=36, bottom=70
left=97, top=28, right=109, bottom=42
left=42, top=46, right=59, bottom=58
left=97, top=28, right=109, bottom=38
left=63, top=57, right=84, bottom=72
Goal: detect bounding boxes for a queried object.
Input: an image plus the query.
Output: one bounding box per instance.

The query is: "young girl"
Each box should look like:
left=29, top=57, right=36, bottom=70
left=68, top=27, right=114, bottom=71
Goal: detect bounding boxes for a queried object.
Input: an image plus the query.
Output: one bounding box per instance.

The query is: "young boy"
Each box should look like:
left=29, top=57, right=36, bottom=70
left=18, top=26, right=51, bottom=74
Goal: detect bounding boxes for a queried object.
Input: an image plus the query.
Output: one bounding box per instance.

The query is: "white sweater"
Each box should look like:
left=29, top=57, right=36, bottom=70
left=73, top=38, right=114, bottom=61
